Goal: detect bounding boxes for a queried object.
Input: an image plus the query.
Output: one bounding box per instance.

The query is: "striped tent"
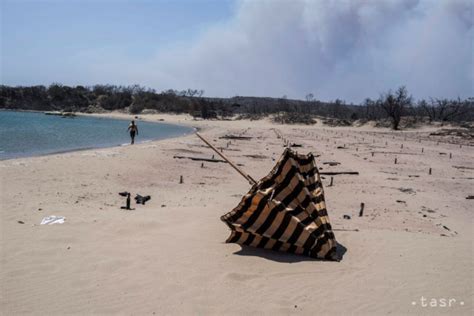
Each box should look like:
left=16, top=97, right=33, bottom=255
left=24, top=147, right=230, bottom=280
left=221, top=148, right=338, bottom=260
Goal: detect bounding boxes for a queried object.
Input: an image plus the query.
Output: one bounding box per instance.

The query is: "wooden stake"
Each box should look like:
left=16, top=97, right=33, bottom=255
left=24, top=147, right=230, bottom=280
left=371, top=152, right=374, bottom=157
left=196, top=132, right=257, bottom=184
left=180, top=175, right=183, bottom=184
left=359, top=203, right=365, bottom=217
left=329, top=176, right=334, bottom=187
left=394, top=158, right=397, bottom=164
left=429, top=168, right=432, bottom=175
left=449, top=153, right=452, bottom=159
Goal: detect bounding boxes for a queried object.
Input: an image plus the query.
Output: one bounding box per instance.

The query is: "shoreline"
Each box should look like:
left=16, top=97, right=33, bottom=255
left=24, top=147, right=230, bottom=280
left=0, top=111, right=198, bottom=161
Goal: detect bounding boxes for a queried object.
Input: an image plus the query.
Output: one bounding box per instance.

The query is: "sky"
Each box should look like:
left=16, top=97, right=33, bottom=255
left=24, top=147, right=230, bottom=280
left=1, top=0, right=472, bottom=103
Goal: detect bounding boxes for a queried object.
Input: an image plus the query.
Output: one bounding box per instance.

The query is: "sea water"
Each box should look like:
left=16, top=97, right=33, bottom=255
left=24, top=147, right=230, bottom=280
left=0, top=111, right=194, bottom=160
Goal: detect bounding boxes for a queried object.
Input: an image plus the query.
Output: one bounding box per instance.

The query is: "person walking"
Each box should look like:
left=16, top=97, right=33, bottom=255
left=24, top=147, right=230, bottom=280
left=127, top=120, right=139, bottom=144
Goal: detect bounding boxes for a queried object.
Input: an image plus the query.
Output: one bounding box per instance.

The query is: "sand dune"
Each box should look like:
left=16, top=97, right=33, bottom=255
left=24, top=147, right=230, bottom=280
left=1, top=114, right=472, bottom=315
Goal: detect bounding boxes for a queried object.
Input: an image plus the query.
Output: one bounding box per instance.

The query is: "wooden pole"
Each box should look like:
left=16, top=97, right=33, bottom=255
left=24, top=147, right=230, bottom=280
left=359, top=203, right=365, bottom=217
left=196, top=132, right=257, bottom=185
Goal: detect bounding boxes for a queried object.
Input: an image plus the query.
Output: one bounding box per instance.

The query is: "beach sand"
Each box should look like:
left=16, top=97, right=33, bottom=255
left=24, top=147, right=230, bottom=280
left=1, top=114, right=472, bottom=315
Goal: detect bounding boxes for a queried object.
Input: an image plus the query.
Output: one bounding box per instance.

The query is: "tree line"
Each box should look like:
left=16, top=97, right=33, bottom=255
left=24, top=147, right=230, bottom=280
left=1, top=84, right=472, bottom=129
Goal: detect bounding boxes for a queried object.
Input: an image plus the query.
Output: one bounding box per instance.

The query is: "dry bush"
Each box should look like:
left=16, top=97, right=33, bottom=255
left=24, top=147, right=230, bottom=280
left=272, top=112, right=316, bottom=125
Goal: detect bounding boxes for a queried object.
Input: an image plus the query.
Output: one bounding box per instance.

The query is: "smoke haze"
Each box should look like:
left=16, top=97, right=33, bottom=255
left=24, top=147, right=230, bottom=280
left=2, top=0, right=472, bottom=102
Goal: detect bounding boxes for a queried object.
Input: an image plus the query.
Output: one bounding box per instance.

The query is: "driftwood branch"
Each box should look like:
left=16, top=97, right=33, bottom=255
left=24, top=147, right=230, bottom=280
left=373, top=151, right=420, bottom=155
left=219, top=135, right=253, bottom=140
left=173, top=155, right=226, bottom=163
left=319, top=171, right=359, bottom=175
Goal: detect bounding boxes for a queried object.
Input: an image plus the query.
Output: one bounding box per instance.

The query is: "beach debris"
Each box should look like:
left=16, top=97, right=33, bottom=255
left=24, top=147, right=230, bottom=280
left=135, top=194, right=151, bottom=205
left=173, top=155, right=226, bottom=163
left=396, top=200, right=406, bottom=204
left=119, top=192, right=132, bottom=210
left=334, top=228, right=359, bottom=232
left=466, top=195, right=474, bottom=200
left=17, top=220, right=25, bottom=224
left=180, top=175, right=183, bottom=184
left=443, top=225, right=451, bottom=231
left=243, top=154, right=268, bottom=159
left=322, top=161, right=341, bottom=166
left=290, top=143, right=303, bottom=148
left=399, top=188, right=415, bottom=194
left=40, top=216, right=66, bottom=225
left=343, top=215, right=351, bottom=220
left=219, top=135, right=253, bottom=140
left=329, top=176, right=334, bottom=187
left=319, top=171, right=359, bottom=176
left=221, top=148, right=339, bottom=260
left=374, top=151, right=420, bottom=155
left=453, top=165, right=474, bottom=170
left=429, top=168, right=432, bottom=175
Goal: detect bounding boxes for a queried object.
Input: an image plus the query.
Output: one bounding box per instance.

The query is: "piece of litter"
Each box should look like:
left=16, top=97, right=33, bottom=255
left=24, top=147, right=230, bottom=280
left=17, top=220, right=25, bottom=224
left=40, top=216, right=66, bottom=225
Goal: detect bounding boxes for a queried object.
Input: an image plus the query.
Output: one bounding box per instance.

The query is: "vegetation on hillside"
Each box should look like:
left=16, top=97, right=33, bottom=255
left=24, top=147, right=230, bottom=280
left=1, top=84, right=473, bottom=129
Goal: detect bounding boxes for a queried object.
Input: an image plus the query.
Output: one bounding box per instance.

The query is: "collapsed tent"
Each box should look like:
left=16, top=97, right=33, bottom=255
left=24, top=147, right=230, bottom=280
left=221, top=148, right=338, bottom=260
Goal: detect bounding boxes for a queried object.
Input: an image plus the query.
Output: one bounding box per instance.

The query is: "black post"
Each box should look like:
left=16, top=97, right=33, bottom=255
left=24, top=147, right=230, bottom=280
left=359, top=203, right=365, bottom=217
left=126, top=193, right=131, bottom=210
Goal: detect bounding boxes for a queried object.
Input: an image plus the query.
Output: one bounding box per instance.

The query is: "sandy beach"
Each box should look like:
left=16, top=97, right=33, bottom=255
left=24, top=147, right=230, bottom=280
left=1, top=114, right=472, bottom=315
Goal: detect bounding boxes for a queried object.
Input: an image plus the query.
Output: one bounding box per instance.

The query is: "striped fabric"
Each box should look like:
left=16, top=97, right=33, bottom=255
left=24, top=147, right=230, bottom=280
left=221, top=148, right=338, bottom=260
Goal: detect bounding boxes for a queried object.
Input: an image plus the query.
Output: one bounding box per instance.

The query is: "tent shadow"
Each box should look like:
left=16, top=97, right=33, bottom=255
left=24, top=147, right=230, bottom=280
left=233, top=242, right=347, bottom=263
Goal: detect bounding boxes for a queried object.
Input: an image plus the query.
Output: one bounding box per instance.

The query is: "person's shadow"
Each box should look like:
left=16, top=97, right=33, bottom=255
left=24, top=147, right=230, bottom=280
left=233, top=242, right=347, bottom=263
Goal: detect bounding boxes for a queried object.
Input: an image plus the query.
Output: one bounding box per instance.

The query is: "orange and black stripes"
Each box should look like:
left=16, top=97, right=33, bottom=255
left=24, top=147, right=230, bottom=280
left=221, top=148, right=338, bottom=260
